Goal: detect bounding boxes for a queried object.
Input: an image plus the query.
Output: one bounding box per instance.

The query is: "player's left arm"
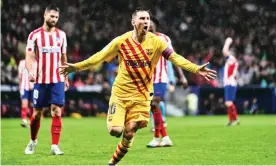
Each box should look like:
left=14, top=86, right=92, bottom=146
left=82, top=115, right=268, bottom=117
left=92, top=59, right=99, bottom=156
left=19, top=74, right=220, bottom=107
left=61, top=32, right=69, bottom=90
left=157, top=39, right=216, bottom=81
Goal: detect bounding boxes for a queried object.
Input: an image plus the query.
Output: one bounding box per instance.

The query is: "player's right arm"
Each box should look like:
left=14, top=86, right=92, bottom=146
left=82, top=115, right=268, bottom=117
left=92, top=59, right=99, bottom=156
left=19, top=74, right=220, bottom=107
left=222, top=37, right=233, bottom=57
left=25, top=33, right=36, bottom=82
left=60, top=37, right=119, bottom=75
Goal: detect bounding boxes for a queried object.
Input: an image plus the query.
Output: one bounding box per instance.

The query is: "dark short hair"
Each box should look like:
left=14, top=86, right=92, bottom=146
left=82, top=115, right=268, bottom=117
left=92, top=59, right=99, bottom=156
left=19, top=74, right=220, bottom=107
left=45, top=4, right=60, bottom=12
left=151, top=16, right=159, bottom=26
left=132, top=7, right=150, bottom=19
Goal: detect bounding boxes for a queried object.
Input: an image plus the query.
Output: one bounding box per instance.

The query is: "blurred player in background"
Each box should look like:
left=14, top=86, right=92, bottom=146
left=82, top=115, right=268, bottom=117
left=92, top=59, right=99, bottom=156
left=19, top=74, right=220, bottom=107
left=18, top=59, right=37, bottom=127
left=147, top=17, right=188, bottom=148
left=222, top=37, right=240, bottom=126
left=24, top=4, right=69, bottom=155
left=59, top=8, right=216, bottom=165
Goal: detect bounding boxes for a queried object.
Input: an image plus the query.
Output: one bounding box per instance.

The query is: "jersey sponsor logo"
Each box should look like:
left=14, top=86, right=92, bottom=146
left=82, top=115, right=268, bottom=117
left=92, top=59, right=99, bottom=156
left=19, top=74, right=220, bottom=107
left=126, top=60, right=151, bottom=68
left=41, top=47, right=60, bottom=53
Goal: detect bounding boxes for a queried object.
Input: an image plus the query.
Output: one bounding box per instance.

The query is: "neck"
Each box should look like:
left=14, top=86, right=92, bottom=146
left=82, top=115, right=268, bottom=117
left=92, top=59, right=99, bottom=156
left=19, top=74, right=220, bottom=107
left=43, top=23, right=55, bottom=32
left=132, top=29, right=145, bottom=43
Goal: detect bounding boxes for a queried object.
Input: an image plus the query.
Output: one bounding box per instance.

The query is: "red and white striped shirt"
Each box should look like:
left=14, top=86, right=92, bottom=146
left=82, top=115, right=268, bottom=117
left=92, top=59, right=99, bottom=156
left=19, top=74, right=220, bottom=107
left=153, top=32, right=173, bottom=84
left=18, top=60, right=37, bottom=91
left=26, top=27, right=67, bottom=84
left=224, top=55, right=239, bottom=86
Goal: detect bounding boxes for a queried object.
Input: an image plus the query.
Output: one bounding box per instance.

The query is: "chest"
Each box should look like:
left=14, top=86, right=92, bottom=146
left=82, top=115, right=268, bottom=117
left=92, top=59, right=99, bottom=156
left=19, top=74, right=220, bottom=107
left=119, top=38, right=156, bottom=61
left=35, top=32, right=63, bottom=52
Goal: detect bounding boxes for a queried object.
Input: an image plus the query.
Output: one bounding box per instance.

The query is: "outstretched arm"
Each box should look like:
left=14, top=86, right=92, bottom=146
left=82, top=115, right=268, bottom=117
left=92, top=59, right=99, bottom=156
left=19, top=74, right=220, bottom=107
left=59, top=38, right=119, bottom=76
left=163, top=50, right=217, bottom=81
left=157, top=38, right=217, bottom=81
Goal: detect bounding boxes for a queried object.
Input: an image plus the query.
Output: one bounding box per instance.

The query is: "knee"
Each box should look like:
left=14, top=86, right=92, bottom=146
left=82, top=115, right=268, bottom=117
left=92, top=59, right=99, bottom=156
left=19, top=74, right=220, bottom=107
left=124, top=130, right=135, bottom=140
left=51, top=104, right=62, bottom=116
left=151, top=97, right=161, bottom=110
left=124, top=122, right=138, bottom=139
left=108, top=126, right=123, bottom=137
left=225, top=101, right=233, bottom=107
left=33, top=111, right=42, bottom=120
left=21, top=99, right=28, bottom=108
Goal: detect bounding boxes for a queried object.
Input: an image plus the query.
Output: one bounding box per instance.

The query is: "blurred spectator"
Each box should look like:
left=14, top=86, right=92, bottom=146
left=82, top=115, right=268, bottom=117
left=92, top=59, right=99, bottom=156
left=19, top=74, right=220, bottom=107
left=185, top=90, right=198, bottom=115
left=1, top=0, right=275, bottom=116
left=243, top=100, right=250, bottom=114
left=249, top=98, right=259, bottom=114
left=214, top=97, right=226, bottom=114
left=1, top=0, right=275, bottom=87
left=73, top=74, right=85, bottom=87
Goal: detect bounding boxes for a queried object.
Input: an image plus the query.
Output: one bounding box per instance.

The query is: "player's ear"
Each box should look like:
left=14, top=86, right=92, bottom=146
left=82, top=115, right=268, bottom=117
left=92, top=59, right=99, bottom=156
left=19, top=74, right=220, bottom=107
left=131, top=18, right=135, bottom=26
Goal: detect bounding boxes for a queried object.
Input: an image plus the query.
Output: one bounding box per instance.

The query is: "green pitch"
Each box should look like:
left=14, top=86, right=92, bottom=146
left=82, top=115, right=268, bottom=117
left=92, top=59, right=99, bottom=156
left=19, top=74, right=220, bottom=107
left=2, top=115, right=276, bottom=165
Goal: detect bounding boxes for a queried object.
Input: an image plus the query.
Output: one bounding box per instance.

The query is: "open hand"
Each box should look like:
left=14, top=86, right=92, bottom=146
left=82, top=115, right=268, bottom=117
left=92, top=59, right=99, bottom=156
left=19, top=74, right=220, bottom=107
left=59, top=62, right=77, bottom=77
left=198, top=62, right=217, bottom=81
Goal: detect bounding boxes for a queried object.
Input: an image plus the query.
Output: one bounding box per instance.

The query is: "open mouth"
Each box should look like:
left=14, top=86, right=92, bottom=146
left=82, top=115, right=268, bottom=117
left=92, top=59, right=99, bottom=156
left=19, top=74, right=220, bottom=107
left=143, top=26, right=148, bottom=31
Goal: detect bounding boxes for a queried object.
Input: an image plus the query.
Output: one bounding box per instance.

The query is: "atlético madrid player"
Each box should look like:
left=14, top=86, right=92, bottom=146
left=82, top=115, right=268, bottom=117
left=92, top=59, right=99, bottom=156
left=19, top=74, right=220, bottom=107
left=18, top=58, right=37, bottom=128
left=24, top=4, right=69, bottom=155
left=222, top=37, right=240, bottom=126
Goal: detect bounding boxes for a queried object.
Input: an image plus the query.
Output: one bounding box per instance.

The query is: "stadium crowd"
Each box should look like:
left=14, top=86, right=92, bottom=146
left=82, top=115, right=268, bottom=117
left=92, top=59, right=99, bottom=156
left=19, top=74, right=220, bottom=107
left=1, top=0, right=275, bottom=116
left=2, top=0, right=275, bottom=87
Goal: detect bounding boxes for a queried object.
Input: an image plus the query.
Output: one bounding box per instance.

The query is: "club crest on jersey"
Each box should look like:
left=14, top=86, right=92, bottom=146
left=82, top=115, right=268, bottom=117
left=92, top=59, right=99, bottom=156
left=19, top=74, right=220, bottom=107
left=56, top=37, right=61, bottom=44
left=145, top=48, right=153, bottom=56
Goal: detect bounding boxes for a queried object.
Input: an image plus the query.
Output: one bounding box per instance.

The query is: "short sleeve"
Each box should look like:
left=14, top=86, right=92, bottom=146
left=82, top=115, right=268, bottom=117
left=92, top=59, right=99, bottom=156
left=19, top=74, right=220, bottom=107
left=26, top=33, right=36, bottom=53
left=166, top=37, right=174, bottom=51
left=61, top=32, right=67, bottom=54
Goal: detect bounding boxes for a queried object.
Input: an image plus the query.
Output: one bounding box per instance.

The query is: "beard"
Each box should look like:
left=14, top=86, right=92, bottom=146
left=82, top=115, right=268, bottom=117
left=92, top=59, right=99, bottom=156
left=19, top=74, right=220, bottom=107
left=135, top=24, right=146, bottom=36
left=46, top=20, right=56, bottom=28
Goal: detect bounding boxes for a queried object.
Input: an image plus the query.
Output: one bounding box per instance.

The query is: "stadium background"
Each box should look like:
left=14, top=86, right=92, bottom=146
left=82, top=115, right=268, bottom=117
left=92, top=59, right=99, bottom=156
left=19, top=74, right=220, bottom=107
left=1, top=0, right=276, bottom=165
left=2, top=0, right=275, bottom=117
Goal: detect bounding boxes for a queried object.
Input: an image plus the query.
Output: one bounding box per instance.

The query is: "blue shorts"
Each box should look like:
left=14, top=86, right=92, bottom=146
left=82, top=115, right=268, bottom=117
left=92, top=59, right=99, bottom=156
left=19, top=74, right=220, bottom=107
left=33, top=82, right=65, bottom=108
left=21, top=89, right=33, bottom=101
left=224, top=85, right=237, bottom=101
left=153, top=83, right=167, bottom=100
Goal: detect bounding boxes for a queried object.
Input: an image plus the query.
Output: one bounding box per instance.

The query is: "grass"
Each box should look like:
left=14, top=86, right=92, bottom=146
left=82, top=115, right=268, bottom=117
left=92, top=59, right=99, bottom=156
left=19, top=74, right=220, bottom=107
left=1, top=115, right=276, bottom=165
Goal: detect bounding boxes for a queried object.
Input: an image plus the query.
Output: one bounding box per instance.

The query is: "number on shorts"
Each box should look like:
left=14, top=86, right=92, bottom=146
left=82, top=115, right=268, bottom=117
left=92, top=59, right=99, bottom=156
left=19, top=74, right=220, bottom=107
left=108, top=104, right=116, bottom=115
left=33, top=90, right=39, bottom=99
